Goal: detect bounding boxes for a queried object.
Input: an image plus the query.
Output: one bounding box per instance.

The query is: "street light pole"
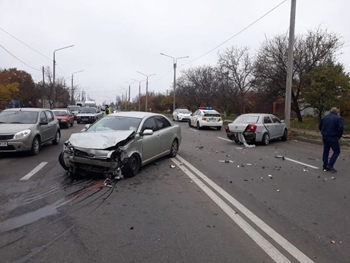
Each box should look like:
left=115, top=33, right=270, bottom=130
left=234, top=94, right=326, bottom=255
left=137, top=71, right=156, bottom=112
left=71, top=70, right=84, bottom=105
left=131, top=78, right=146, bottom=111
left=160, top=53, right=189, bottom=112
left=53, top=45, right=74, bottom=108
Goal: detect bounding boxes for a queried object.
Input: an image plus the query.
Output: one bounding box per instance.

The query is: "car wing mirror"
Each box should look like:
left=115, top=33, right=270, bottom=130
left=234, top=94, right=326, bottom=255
left=142, top=129, right=153, bottom=136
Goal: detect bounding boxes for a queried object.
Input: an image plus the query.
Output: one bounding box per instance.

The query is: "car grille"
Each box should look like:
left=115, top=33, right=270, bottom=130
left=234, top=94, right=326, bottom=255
left=74, top=149, right=94, bottom=158
left=0, top=145, right=15, bottom=151
left=0, top=134, right=14, bottom=140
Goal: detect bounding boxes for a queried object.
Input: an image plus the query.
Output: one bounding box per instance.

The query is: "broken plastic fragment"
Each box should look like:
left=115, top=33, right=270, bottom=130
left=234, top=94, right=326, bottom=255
left=331, top=177, right=336, bottom=180
left=170, top=165, right=176, bottom=168
left=277, top=189, right=280, bottom=192
left=303, top=168, right=308, bottom=172
left=219, top=160, right=235, bottom=163
left=330, top=240, right=336, bottom=244
left=246, top=163, right=252, bottom=166
left=268, top=174, right=273, bottom=179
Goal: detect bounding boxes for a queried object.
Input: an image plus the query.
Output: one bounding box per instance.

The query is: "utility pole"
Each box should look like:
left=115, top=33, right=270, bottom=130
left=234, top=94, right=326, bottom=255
left=42, top=67, right=45, bottom=108
left=128, top=85, right=131, bottom=111
left=284, top=0, right=296, bottom=128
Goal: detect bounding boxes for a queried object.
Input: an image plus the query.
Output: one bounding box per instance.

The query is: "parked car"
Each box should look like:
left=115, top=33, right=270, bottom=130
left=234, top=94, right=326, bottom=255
left=189, top=107, right=223, bottom=130
left=0, top=108, right=61, bottom=155
left=67, top=105, right=81, bottom=120
left=172, top=108, right=192, bottom=122
left=59, top=111, right=181, bottom=178
left=76, top=107, right=103, bottom=124
left=52, top=108, right=74, bottom=128
left=225, top=113, right=288, bottom=145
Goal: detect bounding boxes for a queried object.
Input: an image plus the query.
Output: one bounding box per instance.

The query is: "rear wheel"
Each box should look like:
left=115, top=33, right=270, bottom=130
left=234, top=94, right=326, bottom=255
left=196, top=122, right=201, bottom=130
left=169, top=139, right=179, bottom=157
left=30, top=136, right=40, bottom=155
left=52, top=131, right=60, bottom=145
left=70, top=121, right=74, bottom=127
left=281, top=129, right=287, bottom=141
left=261, top=133, right=270, bottom=146
left=122, top=153, right=141, bottom=177
left=216, top=126, right=222, bottom=131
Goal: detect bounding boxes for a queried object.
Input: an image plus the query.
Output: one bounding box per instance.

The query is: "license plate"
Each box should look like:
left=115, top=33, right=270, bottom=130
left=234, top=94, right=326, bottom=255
left=209, top=117, right=216, bottom=122
left=0, top=142, right=8, bottom=147
left=82, top=118, right=88, bottom=121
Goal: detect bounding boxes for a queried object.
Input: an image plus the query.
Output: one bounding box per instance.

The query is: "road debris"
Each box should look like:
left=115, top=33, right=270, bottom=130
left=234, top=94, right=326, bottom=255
left=196, top=145, right=204, bottom=149
left=277, top=189, right=280, bottom=192
left=275, top=155, right=285, bottom=161
left=330, top=240, right=336, bottom=244
left=268, top=174, right=273, bottom=179
left=331, top=177, right=336, bottom=180
left=219, top=160, right=235, bottom=163
left=261, top=177, right=264, bottom=181
left=303, top=168, right=308, bottom=172
left=170, top=165, right=176, bottom=168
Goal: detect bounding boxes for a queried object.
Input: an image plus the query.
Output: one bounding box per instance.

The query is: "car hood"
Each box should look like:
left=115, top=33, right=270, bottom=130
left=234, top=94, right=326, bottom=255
left=0, top=123, right=35, bottom=134
left=56, top=116, right=69, bottom=120
left=67, top=130, right=135, bottom=149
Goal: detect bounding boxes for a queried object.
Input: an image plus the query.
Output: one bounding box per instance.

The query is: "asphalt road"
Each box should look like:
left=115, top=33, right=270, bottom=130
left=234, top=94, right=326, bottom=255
left=0, top=120, right=349, bottom=263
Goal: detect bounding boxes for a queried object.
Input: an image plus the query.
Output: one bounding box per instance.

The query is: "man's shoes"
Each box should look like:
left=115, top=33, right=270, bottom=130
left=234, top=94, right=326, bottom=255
left=325, top=166, right=337, bottom=173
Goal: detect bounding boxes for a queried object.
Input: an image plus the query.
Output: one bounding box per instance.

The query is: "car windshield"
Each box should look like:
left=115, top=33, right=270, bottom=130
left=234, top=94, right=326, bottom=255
left=235, top=115, right=259, bottom=123
left=87, top=116, right=142, bottom=132
left=0, top=110, right=38, bottom=124
left=178, top=109, right=191, bottom=113
left=53, top=111, right=68, bottom=116
left=80, top=108, right=96, bottom=113
left=68, top=106, right=80, bottom=111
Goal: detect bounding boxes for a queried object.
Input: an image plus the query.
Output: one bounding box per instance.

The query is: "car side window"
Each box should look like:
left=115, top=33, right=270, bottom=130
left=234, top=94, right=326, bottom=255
left=45, top=110, right=54, bottom=122
left=263, top=116, right=272, bottom=124
left=271, top=116, right=280, bottom=123
left=155, top=116, right=171, bottom=130
left=142, top=117, right=157, bottom=131
left=40, top=111, right=48, bottom=122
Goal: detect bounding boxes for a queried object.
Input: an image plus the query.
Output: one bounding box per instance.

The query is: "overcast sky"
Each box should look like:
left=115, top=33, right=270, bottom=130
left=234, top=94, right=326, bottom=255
left=1, top=0, right=349, bottom=105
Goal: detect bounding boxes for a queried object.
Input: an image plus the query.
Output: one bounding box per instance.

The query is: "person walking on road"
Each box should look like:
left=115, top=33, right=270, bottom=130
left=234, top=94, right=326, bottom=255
left=104, top=105, right=111, bottom=116
left=319, top=107, right=344, bottom=172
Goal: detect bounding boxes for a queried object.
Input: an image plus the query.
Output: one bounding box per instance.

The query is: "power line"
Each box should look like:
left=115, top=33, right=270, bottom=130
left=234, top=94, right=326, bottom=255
left=0, top=27, right=52, bottom=61
left=183, top=0, right=287, bottom=66
left=0, top=44, right=41, bottom=71
left=150, top=68, right=173, bottom=84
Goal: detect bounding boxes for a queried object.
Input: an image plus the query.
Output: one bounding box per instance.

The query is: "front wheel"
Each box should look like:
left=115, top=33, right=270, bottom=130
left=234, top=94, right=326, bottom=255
left=169, top=139, right=179, bottom=157
left=196, top=122, right=201, bottom=130
left=30, top=136, right=40, bottom=155
left=122, top=153, right=141, bottom=177
left=188, top=120, right=192, bottom=127
left=261, top=133, right=270, bottom=146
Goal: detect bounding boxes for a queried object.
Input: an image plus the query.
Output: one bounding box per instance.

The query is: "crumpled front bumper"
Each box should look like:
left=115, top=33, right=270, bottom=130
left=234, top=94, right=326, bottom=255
left=60, top=145, right=124, bottom=176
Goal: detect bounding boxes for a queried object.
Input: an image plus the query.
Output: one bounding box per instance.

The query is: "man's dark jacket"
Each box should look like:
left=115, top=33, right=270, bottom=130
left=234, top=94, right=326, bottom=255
left=319, top=112, right=344, bottom=139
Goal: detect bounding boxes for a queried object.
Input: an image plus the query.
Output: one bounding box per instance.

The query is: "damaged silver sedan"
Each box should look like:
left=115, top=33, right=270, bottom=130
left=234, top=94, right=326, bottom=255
left=59, top=112, right=181, bottom=178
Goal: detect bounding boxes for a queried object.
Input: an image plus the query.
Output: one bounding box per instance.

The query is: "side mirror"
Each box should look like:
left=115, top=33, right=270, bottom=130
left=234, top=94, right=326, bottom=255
left=142, top=129, right=153, bottom=136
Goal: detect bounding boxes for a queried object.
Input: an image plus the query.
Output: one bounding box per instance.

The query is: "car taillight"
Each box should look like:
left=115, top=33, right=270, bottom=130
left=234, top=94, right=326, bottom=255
left=246, top=124, right=257, bottom=132
left=225, top=125, right=229, bottom=132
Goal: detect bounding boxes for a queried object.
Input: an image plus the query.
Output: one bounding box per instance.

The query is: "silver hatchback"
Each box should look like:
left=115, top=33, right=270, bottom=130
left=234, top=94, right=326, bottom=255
left=0, top=108, right=61, bottom=155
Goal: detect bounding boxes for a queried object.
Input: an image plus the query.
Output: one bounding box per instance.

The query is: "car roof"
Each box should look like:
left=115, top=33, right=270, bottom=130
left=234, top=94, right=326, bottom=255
left=199, top=109, right=220, bottom=114
left=3, top=108, right=49, bottom=112
left=52, top=108, right=68, bottom=111
left=238, top=113, right=273, bottom=117
left=109, top=111, right=165, bottom=118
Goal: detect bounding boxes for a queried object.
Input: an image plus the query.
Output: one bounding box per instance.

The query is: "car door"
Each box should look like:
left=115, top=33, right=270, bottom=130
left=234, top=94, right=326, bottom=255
left=263, top=115, right=275, bottom=138
left=38, top=111, right=51, bottom=142
left=190, top=110, right=198, bottom=126
left=141, top=117, right=161, bottom=162
left=155, top=116, right=173, bottom=155
left=270, top=115, right=285, bottom=137
left=45, top=110, right=57, bottom=139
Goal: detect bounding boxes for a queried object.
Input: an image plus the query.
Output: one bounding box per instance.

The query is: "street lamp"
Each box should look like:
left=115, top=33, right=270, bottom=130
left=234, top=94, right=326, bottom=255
left=137, top=71, right=156, bottom=112
left=131, top=78, right=146, bottom=111
left=160, top=53, right=189, bottom=112
left=53, top=45, right=74, bottom=108
left=71, top=70, right=84, bottom=104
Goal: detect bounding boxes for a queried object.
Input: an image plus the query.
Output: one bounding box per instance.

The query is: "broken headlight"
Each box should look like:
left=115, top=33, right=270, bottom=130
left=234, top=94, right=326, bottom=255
left=63, top=142, right=74, bottom=154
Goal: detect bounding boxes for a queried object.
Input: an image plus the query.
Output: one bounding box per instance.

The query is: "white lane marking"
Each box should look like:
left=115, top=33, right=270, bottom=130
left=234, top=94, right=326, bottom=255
left=217, top=137, right=319, bottom=169
left=283, top=157, right=319, bottom=169
left=175, top=155, right=314, bottom=263
left=189, top=128, right=198, bottom=132
left=218, top=136, right=232, bottom=142
left=172, top=157, right=291, bottom=263
left=20, top=162, right=48, bottom=181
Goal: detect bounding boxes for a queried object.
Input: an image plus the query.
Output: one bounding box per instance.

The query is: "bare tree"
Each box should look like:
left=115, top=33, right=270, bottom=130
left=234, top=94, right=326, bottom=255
left=254, top=28, right=342, bottom=121
left=217, top=46, right=254, bottom=115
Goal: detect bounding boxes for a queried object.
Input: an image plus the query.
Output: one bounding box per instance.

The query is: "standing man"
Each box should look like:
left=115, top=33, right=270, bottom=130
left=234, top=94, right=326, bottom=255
left=319, top=107, right=344, bottom=172
left=104, top=105, right=111, bottom=116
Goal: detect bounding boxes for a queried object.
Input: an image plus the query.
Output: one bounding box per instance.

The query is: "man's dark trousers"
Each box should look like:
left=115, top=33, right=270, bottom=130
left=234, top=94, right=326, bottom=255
left=322, top=136, right=340, bottom=168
